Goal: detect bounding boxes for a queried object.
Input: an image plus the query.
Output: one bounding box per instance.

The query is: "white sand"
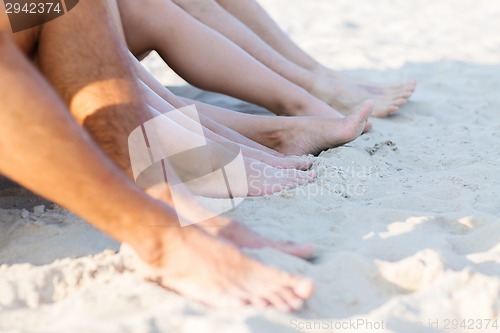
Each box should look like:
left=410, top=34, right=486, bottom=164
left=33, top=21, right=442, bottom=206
left=1, top=0, right=499, bottom=332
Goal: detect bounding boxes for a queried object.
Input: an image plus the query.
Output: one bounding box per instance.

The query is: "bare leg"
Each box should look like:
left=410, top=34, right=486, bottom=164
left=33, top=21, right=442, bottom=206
left=118, top=0, right=346, bottom=118
left=182, top=97, right=372, bottom=156
left=170, top=0, right=316, bottom=93
left=38, top=0, right=315, bottom=195
left=41, top=0, right=314, bottom=257
left=133, top=50, right=368, bottom=156
left=172, top=0, right=410, bottom=116
left=143, top=84, right=314, bottom=174
left=0, top=31, right=178, bottom=259
left=142, top=96, right=318, bottom=196
left=134, top=56, right=315, bottom=170
left=216, top=0, right=323, bottom=72
left=6, top=1, right=314, bottom=309
left=1, top=30, right=317, bottom=310
left=134, top=54, right=282, bottom=156
left=214, top=0, right=417, bottom=117
left=121, top=0, right=413, bottom=117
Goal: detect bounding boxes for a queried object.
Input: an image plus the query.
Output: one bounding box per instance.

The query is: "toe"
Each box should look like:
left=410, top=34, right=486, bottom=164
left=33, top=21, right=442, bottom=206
left=392, top=98, right=408, bottom=107
left=278, top=287, right=305, bottom=311
left=389, top=81, right=416, bottom=94
left=359, top=100, right=374, bottom=116
left=404, top=81, right=417, bottom=93
left=300, top=156, right=315, bottom=170
left=290, top=169, right=314, bottom=181
left=283, top=156, right=314, bottom=170
left=295, top=157, right=313, bottom=170
left=263, top=291, right=293, bottom=312
left=293, top=177, right=310, bottom=186
left=253, top=276, right=309, bottom=312
left=270, top=276, right=314, bottom=310
left=398, top=90, right=412, bottom=99
left=213, top=293, right=249, bottom=308
left=389, top=106, right=399, bottom=114
left=293, top=278, right=315, bottom=299
left=371, top=105, right=397, bottom=118
left=248, top=296, right=271, bottom=310
left=283, top=181, right=299, bottom=191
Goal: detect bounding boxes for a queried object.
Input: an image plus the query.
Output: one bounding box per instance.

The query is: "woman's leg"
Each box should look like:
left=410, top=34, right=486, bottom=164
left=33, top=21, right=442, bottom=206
left=0, top=27, right=312, bottom=310
left=22, top=0, right=314, bottom=310
left=214, top=0, right=417, bottom=116
left=172, top=0, right=414, bottom=117
left=133, top=50, right=370, bottom=156
left=140, top=95, right=317, bottom=197
left=134, top=55, right=314, bottom=170
left=141, top=80, right=314, bottom=171
left=118, top=0, right=346, bottom=118
left=181, top=97, right=372, bottom=156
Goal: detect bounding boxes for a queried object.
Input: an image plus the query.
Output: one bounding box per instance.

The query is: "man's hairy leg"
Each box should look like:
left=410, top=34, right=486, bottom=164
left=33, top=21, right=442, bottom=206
left=35, top=0, right=315, bottom=246
left=0, top=31, right=181, bottom=263
left=16, top=0, right=315, bottom=310
left=0, top=30, right=314, bottom=313
left=37, top=0, right=147, bottom=175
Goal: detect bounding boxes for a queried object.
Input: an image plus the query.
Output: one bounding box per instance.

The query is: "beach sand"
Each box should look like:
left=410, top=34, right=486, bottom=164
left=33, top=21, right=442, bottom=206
left=1, top=0, right=499, bottom=332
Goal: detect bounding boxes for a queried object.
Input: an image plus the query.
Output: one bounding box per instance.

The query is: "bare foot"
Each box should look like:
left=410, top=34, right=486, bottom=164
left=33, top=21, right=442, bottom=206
left=142, top=134, right=317, bottom=198
left=310, top=71, right=416, bottom=117
left=270, top=101, right=372, bottom=156
left=199, top=217, right=315, bottom=259
left=245, top=158, right=316, bottom=196
left=128, top=226, right=315, bottom=311
left=283, top=93, right=372, bottom=132
left=239, top=144, right=315, bottom=170
left=146, top=187, right=315, bottom=260
left=163, top=152, right=316, bottom=198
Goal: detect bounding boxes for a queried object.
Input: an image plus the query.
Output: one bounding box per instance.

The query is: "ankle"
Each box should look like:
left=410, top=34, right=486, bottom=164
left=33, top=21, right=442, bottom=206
left=261, top=121, right=291, bottom=152
left=131, top=220, right=185, bottom=268
left=276, top=88, right=316, bottom=117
